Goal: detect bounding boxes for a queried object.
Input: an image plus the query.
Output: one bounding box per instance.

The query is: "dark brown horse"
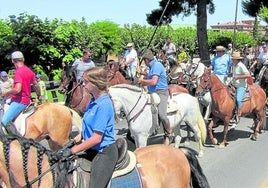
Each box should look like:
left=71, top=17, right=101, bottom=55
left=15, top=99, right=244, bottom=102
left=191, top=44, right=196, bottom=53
left=58, top=63, right=131, bottom=116
left=0, top=134, right=210, bottom=188
left=196, top=69, right=267, bottom=147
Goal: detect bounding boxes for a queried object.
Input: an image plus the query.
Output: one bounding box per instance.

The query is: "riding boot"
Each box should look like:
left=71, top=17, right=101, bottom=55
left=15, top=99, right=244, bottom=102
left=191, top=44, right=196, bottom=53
left=4, top=121, right=20, bottom=136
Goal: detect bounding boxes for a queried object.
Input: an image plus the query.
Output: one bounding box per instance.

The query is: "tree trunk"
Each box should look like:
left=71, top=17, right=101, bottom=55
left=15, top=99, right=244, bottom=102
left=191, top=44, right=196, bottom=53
left=196, top=0, right=211, bottom=66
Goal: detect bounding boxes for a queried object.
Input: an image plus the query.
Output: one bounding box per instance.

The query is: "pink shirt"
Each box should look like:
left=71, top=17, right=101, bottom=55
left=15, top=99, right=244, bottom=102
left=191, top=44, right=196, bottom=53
left=11, top=66, right=36, bottom=104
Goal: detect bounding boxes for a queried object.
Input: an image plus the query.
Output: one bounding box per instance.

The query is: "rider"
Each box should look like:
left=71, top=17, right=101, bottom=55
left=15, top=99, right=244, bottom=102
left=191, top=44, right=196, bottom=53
left=1, top=51, right=41, bottom=135
left=231, top=51, right=251, bottom=123
left=209, top=45, right=232, bottom=84
left=60, top=67, right=118, bottom=188
left=120, top=43, right=138, bottom=82
left=137, top=49, right=172, bottom=145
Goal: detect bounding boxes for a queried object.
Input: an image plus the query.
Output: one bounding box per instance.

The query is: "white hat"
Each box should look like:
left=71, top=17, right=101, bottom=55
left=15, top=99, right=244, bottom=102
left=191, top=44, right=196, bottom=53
left=11, top=51, right=24, bottom=60
left=126, top=43, right=133, bottom=48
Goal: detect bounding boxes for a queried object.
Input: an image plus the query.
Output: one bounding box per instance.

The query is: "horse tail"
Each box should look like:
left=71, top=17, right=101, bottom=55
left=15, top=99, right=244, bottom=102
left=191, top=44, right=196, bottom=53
left=180, top=146, right=210, bottom=188
left=70, top=109, right=82, bottom=132
left=196, top=99, right=207, bottom=144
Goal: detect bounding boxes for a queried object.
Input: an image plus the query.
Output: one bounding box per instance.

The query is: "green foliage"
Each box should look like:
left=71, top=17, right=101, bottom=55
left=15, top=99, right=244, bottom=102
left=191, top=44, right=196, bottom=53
left=0, top=12, right=265, bottom=79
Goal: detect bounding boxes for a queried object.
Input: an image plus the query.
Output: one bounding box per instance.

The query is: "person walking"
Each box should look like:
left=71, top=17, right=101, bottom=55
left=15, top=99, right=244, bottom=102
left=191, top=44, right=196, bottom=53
left=72, top=49, right=95, bottom=81
left=1, top=51, right=41, bottom=134
left=231, top=51, right=251, bottom=123
left=137, top=49, right=172, bottom=145
left=59, top=67, right=118, bottom=188
left=209, top=45, right=232, bottom=84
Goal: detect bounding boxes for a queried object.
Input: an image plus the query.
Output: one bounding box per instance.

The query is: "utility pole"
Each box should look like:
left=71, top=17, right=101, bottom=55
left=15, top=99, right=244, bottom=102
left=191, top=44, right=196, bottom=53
left=232, top=0, right=239, bottom=51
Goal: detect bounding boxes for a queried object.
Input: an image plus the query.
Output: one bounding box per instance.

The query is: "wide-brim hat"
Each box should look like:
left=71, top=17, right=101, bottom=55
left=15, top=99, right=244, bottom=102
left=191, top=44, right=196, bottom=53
left=231, top=51, right=243, bottom=59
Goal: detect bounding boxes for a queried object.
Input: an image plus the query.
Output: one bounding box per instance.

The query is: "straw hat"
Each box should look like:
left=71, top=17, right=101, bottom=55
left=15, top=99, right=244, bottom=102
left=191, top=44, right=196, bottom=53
left=231, top=51, right=243, bottom=59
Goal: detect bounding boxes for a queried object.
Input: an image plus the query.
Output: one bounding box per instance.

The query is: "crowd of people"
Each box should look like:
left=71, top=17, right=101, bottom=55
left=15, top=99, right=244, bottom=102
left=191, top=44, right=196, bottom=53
left=0, top=39, right=267, bottom=188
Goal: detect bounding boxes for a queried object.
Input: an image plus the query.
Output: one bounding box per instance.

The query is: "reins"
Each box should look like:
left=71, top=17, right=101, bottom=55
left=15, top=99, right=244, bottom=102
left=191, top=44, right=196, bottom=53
left=22, top=162, right=59, bottom=188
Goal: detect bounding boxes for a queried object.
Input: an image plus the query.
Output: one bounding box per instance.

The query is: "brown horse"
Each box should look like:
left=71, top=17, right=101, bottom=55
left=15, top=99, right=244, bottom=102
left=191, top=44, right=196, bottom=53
left=7, top=103, right=81, bottom=151
left=0, top=134, right=210, bottom=188
left=58, top=63, right=131, bottom=116
left=196, top=69, right=267, bottom=147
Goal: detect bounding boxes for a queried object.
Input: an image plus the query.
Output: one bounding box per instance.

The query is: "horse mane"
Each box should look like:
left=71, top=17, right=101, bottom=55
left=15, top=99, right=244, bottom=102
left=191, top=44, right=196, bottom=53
left=0, top=134, right=71, bottom=187
left=110, top=84, right=142, bottom=93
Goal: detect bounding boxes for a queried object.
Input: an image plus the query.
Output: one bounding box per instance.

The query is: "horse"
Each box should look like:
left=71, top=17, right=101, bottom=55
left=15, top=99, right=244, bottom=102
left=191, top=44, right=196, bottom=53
left=259, top=64, right=268, bottom=97
left=108, top=84, right=207, bottom=157
left=0, top=134, right=210, bottom=188
left=2, top=102, right=81, bottom=151
left=183, top=61, right=212, bottom=123
left=58, top=63, right=131, bottom=116
left=196, top=69, right=267, bottom=147
left=156, top=49, right=184, bottom=84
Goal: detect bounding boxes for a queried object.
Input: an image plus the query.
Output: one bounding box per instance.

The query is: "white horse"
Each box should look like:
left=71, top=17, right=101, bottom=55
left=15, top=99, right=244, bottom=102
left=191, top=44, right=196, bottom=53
left=109, top=84, right=207, bottom=157
left=185, top=61, right=212, bottom=123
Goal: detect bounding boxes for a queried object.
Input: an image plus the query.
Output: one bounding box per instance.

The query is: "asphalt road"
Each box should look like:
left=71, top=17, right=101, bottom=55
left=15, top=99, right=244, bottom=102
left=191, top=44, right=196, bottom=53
left=115, top=113, right=268, bottom=188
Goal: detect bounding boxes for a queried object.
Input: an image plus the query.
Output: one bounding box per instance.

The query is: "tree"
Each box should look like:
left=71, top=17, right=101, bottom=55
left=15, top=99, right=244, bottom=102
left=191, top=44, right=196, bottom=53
left=146, top=0, right=215, bottom=66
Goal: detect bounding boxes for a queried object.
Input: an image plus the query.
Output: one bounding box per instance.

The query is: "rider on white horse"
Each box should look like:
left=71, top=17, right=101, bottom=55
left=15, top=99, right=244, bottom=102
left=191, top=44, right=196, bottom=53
left=137, top=49, right=172, bottom=144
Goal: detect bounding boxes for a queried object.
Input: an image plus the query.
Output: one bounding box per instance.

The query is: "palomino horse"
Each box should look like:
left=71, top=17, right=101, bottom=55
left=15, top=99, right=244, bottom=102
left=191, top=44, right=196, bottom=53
left=58, top=63, right=131, bottom=116
left=0, top=134, right=210, bottom=188
left=109, top=84, right=207, bottom=157
left=2, top=103, right=81, bottom=151
left=196, top=69, right=267, bottom=147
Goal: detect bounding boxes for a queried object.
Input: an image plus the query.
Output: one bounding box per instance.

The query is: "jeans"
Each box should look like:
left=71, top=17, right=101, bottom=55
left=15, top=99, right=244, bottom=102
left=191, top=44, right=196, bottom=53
left=236, top=87, right=246, bottom=108
left=1, top=101, right=27, bottom=126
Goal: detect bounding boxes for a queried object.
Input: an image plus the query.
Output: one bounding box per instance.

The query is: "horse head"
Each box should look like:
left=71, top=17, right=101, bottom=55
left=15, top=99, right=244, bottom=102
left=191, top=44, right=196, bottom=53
left=59, top=64, right=77, bottom=94
left=196, top=69, right=212, bottom=95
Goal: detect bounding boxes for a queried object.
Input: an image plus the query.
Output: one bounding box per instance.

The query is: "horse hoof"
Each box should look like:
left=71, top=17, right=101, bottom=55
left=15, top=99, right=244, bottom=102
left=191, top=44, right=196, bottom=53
left=229, top=123, right=237, bottom=131
left=212, top=138, right=218, bottom=145
left=198, top=151, right=204, bottom=158
left=184, top=140, right=190, bottom=146
left=218, top=143, right=225, bottom=148
left=250, top=133, right=259, bottom=141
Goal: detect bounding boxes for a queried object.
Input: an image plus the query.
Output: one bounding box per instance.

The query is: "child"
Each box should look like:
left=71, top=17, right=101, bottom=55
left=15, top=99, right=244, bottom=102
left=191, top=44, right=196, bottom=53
left=36, top=74, right=49, bottom=103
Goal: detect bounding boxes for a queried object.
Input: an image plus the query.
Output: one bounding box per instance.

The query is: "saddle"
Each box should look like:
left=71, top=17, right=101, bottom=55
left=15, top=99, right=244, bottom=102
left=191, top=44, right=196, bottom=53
left=228, top=83, right=251, bottom=102
left=72, top=138, right=142, bottom=188
left=12, top=103, right=36, bottom=136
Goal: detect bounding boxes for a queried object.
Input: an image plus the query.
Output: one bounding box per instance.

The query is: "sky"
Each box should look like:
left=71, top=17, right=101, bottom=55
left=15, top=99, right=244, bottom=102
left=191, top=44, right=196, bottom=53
left=0, top=0, right=262, bottom=28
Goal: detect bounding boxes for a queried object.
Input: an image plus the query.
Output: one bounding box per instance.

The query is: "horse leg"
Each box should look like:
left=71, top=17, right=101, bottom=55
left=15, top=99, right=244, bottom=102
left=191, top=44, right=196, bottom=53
left=250, top=110, right=265, bottom=141
left=185, top=121, right=204, bottom=157
left=219, top=120, right=231, bottom=148
left=208, top=117, right=219, bottom=145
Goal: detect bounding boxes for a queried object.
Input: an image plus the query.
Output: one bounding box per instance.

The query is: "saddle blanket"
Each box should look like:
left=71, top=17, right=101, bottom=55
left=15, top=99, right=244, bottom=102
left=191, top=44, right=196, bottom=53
left=110, top=166, right=142, bottom=188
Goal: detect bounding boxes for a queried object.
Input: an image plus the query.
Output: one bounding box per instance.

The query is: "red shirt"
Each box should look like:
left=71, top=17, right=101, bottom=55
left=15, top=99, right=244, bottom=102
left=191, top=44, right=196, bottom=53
left=11, top=66, right=36, bottom=105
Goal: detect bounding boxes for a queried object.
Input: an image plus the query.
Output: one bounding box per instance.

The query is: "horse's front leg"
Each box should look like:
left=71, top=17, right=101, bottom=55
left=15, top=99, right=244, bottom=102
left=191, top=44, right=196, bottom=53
left=208, top=117, right=219, bottom=145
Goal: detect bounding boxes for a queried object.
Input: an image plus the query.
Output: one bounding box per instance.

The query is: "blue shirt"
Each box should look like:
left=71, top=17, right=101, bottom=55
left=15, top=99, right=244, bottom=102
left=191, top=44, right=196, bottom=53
left=82, top=94, right=116, bottom=152
left=147, top=59, right=168, bottom=92
left=211, top=54, right=231, bottom=75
